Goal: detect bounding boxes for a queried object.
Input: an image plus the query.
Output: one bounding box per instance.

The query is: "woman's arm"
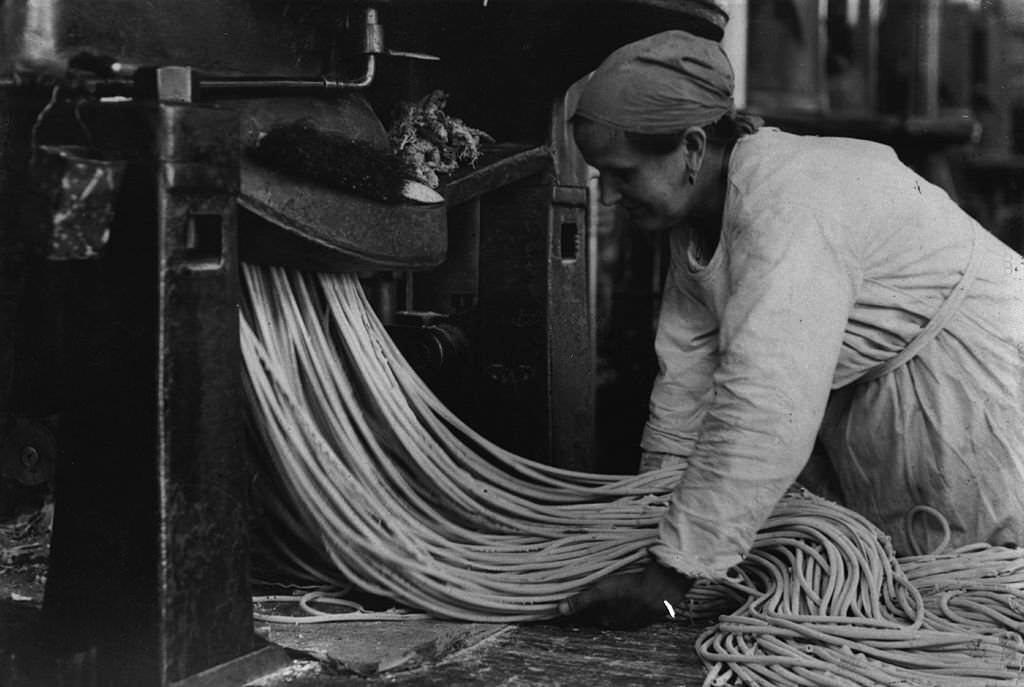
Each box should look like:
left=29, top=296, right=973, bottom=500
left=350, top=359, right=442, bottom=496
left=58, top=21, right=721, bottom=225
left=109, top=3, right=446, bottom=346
left=641, top=234, right=720, bottom=459
left=653, top=202, right=860, bottom=579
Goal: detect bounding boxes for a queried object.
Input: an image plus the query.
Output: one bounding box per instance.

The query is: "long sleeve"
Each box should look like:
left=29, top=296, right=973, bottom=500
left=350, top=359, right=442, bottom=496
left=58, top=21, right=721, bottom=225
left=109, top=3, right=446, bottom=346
left=652, top=201, right=860, bottom=579
left=641, top=232, right=719, bottom=456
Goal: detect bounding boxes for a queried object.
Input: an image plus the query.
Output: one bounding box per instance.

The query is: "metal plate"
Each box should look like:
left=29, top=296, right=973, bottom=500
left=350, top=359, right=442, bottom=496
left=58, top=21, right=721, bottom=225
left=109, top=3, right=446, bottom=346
left=233, top=96, right=447, bottom=272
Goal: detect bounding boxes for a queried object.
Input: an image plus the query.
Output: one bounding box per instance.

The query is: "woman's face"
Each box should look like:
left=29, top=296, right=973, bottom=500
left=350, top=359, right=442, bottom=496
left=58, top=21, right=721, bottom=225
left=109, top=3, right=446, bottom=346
left=573, top=120, right=693, bottom=232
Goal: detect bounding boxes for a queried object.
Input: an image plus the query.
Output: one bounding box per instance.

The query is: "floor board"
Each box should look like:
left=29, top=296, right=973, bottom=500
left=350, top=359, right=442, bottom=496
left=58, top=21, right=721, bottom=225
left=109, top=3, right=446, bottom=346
left=252, top=619, right=712, bottom=686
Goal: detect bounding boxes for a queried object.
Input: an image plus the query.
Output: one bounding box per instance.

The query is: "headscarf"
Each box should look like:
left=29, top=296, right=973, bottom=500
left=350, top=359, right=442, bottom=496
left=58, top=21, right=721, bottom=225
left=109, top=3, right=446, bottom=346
left=573, top=30, right=739, bottom=134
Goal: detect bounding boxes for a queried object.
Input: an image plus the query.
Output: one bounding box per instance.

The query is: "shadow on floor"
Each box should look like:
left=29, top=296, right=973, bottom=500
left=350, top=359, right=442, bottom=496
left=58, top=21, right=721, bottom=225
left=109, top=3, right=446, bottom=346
left=0, top=593, right=713, bottom=687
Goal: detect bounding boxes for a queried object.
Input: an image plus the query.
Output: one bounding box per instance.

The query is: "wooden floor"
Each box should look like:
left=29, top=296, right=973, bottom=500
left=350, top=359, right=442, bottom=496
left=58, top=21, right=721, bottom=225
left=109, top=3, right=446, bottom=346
left=251, top=619, right=712, bottom=687
left=0, top=589, right=713, bottom=686
left=0, top=513, right=715, bottom=687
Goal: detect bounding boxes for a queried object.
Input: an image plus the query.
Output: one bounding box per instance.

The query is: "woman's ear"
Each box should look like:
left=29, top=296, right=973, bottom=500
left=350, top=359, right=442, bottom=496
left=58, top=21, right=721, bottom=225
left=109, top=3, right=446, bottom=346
left=682, top=126, right=708, bottom=181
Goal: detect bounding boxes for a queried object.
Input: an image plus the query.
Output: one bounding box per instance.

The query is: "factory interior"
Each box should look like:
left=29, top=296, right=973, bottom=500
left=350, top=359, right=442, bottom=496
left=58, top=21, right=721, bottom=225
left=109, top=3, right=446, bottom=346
left=1, top=0, right=1024, bottom=685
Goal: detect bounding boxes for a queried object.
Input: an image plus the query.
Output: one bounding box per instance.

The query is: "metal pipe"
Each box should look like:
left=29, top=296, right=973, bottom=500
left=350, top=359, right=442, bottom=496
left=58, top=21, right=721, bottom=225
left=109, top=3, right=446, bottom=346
left=0, top=74, right=134, bottom=92
left=910, top=0, right=942, bottom=119
left=721, top=0, right=748, bottom=109
left=0, top=55, right=376, bottom=97
left=198, top=55, right=377, bottom=93
left=0, top=2, right=383, bottom=96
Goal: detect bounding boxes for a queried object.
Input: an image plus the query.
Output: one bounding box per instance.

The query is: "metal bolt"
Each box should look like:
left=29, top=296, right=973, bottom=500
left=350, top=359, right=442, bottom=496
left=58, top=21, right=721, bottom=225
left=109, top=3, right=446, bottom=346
left=21, top=446, right=39, bottom=468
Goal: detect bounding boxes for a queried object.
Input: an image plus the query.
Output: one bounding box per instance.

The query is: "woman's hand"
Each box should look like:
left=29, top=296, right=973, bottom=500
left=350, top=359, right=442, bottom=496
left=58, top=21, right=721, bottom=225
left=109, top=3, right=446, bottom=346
left=556, top=560, right=695, bottom=629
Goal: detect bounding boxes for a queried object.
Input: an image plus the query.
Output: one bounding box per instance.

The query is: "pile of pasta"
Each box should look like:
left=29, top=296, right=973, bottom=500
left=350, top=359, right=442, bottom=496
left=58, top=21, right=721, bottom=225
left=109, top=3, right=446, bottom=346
left=695, top=499, right=1024, bottom=685
left=241, top=264, right=1024, bottom=686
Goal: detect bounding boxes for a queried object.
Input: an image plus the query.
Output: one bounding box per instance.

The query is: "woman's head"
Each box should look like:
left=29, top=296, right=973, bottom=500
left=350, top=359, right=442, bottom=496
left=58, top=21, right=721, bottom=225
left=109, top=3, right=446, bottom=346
left=573, top=30, right=736, bottom=135
left=573, top=117, right=707, bottom=232
left=571, top=30, right=758, bottom=231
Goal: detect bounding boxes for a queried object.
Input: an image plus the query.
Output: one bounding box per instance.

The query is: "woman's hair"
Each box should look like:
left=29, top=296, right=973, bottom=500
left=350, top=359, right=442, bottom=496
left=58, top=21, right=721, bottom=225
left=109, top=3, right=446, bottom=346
left=618, top=111, right=762, bottom=155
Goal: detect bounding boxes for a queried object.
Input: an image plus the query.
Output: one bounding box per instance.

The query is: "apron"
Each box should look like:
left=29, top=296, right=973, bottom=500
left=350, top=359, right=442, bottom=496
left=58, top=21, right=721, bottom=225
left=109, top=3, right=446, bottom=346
left=819, top=225, right=1024, bottom=555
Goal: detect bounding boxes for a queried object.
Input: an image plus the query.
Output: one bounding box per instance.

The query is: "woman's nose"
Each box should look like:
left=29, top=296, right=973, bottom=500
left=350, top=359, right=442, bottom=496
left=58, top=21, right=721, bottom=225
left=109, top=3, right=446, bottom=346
left=598, top=174, right=622, bottom=206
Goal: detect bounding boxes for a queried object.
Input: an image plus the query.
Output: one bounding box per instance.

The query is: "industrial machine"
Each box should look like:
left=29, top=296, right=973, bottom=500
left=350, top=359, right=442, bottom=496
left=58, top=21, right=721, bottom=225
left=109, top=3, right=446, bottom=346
left=0, top=1, right=728, bottom=685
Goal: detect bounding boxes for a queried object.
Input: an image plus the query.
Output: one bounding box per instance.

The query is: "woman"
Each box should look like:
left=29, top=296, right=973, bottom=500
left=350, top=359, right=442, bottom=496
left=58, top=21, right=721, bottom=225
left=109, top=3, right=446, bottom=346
left=558, top=30, right=1024, bottom=628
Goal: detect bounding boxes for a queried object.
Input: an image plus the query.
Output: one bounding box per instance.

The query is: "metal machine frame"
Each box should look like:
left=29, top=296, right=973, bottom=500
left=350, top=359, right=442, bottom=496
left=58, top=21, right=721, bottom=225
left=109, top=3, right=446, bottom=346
left=0, top=2, right=729, bottom=685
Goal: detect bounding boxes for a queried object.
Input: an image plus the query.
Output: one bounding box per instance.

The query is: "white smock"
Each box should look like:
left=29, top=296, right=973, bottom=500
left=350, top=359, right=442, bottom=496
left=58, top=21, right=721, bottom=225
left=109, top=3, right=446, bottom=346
left=643, top=128, right=1024, bottom=578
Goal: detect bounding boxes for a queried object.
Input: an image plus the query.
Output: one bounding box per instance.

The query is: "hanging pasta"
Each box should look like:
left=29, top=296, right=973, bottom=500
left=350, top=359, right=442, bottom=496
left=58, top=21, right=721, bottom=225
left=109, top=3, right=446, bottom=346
left=241, top=264, right=1024, bottom=685
left=241, top=263, right=682, bottom=621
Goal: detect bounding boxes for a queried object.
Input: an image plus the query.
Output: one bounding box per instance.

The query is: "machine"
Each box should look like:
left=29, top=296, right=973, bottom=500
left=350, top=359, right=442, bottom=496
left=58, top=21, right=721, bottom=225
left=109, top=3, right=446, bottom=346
left=0, top=2, right=728, bottom=685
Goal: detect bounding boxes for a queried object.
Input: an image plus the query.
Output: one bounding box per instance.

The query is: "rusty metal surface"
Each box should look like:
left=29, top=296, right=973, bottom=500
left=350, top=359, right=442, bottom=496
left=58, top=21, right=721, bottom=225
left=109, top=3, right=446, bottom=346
left=409, top=147, right=595, bottom=469
left=545, top=95, right=594, bottom=471
left=156, top=103, right=254, bottom=685
left=371, top=1, right=728, bottom=152
left=0, top=0, right=727, bottom=78
left=234, top=95, right=447, bottom=272
left=471, top=178, right=552, bottom=463
left=452, top=168, right=595, bottom=467
left=0, top=416, right=56, bottom=487
left=0, top=0, right=338, bottom=75
left=40, top=102, right=257, bottom=687
left=548, top=195, right=593, bottom=472
left=234, top=96, right=389, bottom=150
left=238, top=169, right=447, bottom=272
left=441, top=145, right=552, bottom=209
left=383, top=0, right=727, bottom=28
left=0, top=92, right=46, bottom=416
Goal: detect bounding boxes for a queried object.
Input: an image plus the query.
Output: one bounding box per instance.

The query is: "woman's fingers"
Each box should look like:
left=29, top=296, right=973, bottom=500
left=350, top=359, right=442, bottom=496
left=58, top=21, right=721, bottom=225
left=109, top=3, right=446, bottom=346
left=557, top=580, right=614, bottom=616
left=557, top=573, right=659, bottom=628
left=556, top=596, right=578, bottom=616
left=557, top=562, right=696, bottom=629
